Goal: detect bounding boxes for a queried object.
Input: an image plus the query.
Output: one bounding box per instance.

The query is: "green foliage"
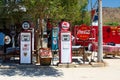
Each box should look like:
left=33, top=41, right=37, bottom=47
left=0, top=0, right=90, bottom=26
left=104, top=22, right=119, bottom=26
left=58, top=0, right=89, bottom=26
left=24, top=0, right=89, bottom=26
left=0, top=0, right=2, bottom=5
left=0, top=0, right=26, bottom=25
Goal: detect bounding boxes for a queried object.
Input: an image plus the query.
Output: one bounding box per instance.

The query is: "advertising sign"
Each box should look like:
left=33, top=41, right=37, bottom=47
left=4, top=35, right=11, bottom=45
left=20, top=32, right=32, bottom=64
left=0, top=32, right=5, bottom=46
left=61, top=21, right=70, bottom=30
left=77, top=24, right=91, bottom=40
left=22, top=21, right=30, bottom=30
left=51, top=27, right=59, bottom=51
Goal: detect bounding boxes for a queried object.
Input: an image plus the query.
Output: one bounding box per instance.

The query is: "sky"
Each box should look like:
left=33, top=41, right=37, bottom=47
left=88, top=0, right=120, bottom=10
left=101, top=0, right=120, bottom=8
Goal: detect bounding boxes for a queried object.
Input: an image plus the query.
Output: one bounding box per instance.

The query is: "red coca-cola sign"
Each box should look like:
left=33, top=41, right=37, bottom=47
left=77, top=24, right=91, bottom=40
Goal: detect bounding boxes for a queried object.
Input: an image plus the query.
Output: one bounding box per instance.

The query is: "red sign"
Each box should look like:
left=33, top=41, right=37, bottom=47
left=61, top=21, right=70, bottom=30
left=77, top=24, right=91, bottom=40
left=39, top=48, right=52, bottom=58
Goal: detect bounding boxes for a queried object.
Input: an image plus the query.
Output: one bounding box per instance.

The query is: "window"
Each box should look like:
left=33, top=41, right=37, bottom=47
left=62, top=35, right=70, bottom=41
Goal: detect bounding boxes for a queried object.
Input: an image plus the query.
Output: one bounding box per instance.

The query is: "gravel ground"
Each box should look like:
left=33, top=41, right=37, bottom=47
left=0, top=56, right=120, bottom=80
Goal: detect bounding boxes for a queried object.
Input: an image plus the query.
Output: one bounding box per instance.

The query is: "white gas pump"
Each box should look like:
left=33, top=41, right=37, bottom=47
left=20, top=21, right=32, bottom=64
left=59, top=21, right=72, bottom=63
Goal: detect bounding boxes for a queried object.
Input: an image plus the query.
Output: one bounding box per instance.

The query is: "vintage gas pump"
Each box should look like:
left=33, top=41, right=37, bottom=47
left=59, top=21, right=72, bottom=63
left=20, top=21, right=32, bottom=64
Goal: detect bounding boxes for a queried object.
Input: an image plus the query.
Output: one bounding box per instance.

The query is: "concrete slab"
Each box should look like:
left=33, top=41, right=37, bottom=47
left=90, top=61, right=107, bottom=67
left=57, top=62, right=92, bottom=68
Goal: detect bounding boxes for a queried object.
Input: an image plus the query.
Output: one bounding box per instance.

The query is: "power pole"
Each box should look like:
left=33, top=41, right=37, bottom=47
left=98, top=0, right=103, bottom=62
left=90, top=0, right=92, bottom=26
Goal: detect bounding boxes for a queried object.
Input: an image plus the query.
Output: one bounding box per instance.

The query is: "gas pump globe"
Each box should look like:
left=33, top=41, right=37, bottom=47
left=22, top=21, right=30, bottom=30
left=61, top=21, right=70, bottom=31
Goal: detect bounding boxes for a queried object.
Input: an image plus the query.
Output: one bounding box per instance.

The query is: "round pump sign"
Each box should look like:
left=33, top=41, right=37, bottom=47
left=77, top=24, right=91, bottom=40
left=61, top=21, right=70, bottom=30
left=22, top=21, right=30, bottom=30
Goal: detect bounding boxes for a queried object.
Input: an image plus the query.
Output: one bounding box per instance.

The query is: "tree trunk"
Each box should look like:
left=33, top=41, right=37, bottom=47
left=39, top=18, right=43, bottom=48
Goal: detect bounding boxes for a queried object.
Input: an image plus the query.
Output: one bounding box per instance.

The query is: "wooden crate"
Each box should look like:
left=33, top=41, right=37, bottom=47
left=40, top=58, right=52, bottom=66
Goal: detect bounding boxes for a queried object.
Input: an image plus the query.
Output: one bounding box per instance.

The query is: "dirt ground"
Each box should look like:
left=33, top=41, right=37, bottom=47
left=0, top=56, right=120, bottom=80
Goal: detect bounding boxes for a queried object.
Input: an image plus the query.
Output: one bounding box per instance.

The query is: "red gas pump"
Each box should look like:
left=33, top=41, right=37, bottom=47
left=59, top=21, right=72, bottom=63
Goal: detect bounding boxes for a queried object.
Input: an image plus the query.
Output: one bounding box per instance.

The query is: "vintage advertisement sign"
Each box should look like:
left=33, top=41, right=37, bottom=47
left=0, top=32, right=5, bottom=46
left=51, top=27, right=59, bottom=51
left=77, top=24, right=91, bottom=41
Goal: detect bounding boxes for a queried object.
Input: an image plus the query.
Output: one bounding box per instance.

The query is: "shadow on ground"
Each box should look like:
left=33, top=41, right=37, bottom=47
left=0, top=64, right=63, bottom=77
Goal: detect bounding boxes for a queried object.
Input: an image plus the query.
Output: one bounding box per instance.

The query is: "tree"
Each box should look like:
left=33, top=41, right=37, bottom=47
left=0, top=0, right=26, bottom=29
left=0, top=0, right=89, bottom=47
left=24, top=0, right=89, bottom=25
left=23, top=0, right=60, bottom=48
left=59, top=0, right=90, bottom=26
left=0, top=0, right=89, bottom=28
left=23, top=0, right=89, bottom=48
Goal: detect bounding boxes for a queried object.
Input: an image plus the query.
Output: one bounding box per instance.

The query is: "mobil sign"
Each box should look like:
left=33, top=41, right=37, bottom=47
left=77, top=24, right=91, bottom=41
left=61, top=21, right=70, bottom=30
